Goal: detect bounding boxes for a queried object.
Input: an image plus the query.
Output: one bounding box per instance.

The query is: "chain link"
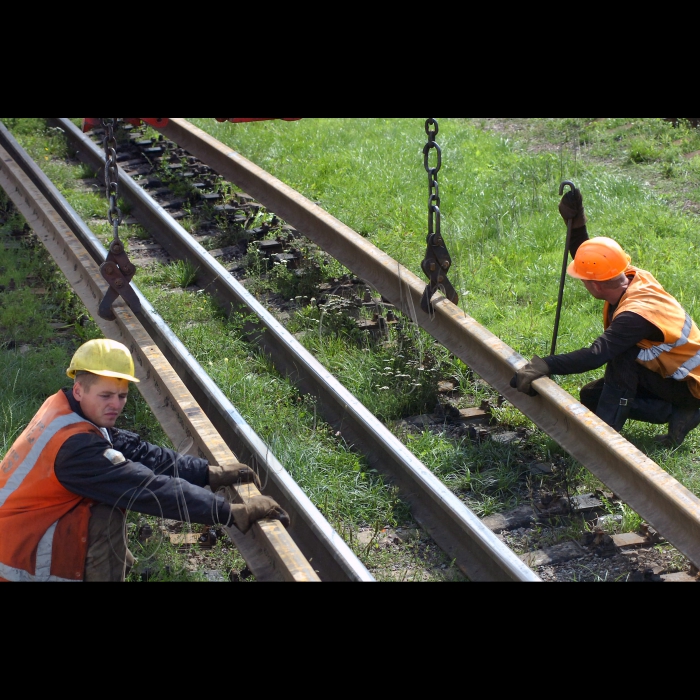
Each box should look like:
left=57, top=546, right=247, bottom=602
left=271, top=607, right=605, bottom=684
left=420, top=118, right=457, bottom=313
left=101, top=118, right=122, bottom=241
left=424, top=118, right=441, bottom=241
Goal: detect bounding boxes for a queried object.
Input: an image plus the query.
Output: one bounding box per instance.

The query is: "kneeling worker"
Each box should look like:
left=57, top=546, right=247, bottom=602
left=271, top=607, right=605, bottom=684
left=512, top=187, right=700, bottom=446
left=0, top=338, right=289, bottom=582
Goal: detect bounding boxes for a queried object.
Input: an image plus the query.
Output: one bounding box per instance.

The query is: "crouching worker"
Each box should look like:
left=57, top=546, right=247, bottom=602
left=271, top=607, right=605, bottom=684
left=0, top=338, right=289, bottom=582
left=511, top=187, right=700, bottom=447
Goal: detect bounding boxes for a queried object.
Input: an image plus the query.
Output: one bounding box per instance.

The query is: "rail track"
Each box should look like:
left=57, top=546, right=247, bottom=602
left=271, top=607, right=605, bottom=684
left=3, top=118, right=700, bottom=582
left=0, top=132, right=334, bottom=582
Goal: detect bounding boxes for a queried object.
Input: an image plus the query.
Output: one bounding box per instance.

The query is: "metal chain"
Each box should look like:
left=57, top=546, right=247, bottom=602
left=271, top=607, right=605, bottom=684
left=424, top=118, right=442, bottom=241
left=420, top=118, right=457, bottom=313
left=101, top=118, right=122, bottom=242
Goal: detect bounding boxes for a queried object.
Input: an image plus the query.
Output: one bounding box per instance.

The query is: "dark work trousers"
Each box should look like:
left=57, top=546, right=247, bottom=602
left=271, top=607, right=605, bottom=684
left=579, top=346, right=700, bottom=412
left=84, top=503, right=136, bottom=582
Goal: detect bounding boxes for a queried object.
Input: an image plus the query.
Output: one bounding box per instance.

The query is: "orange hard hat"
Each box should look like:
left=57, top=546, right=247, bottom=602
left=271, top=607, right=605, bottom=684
left=567, top=237, right=631, bottom=281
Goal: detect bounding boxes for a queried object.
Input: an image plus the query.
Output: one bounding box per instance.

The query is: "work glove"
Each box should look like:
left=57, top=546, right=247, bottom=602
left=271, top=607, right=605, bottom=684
left=509, top=355, right=551, bottom=397
left=227, top=496, right=291, bottom=534
left=558, top=188, right=587, bottom=229
left=209, top=460, right=262, bottom=491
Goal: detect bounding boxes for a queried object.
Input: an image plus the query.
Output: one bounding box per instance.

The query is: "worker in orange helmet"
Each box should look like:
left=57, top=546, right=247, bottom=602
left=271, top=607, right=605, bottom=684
left=512, top=188, right=700, bottom=447
left=0, top=338, right=289, bottom=582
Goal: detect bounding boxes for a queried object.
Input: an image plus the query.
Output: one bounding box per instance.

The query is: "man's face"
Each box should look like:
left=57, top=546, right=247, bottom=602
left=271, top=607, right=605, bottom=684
left=581, top=279, right=605, bottom=299
left=73, top=376, right=129, bottom=428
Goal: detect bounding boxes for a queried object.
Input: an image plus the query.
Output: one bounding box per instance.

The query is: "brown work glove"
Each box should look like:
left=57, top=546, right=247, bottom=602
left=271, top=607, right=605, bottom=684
left=558, top=188, right=587, bottom=229
left=209, top=460, right=262, bottom=491
left=227, top=496, right=291, bottom=534
left=510, top=355, right=551, bottom=397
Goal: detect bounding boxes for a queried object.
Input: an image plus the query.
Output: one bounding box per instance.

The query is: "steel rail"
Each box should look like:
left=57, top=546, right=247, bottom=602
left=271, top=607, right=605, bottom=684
left=149, top=117, right=700, bottom=569
left=0, top=123, right=371, bottom=583
left=0, top=138, right=322, bottom=582
left=50, top=118, right=540, bottom=582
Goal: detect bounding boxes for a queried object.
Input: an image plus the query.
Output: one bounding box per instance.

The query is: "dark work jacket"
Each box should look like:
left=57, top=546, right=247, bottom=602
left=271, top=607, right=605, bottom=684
left=54, top=389, right=231, bottom=526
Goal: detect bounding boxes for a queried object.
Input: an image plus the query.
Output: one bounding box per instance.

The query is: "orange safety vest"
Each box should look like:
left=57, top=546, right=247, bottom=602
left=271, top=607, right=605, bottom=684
left=604, top=266, right=700, bottom=399
left=0, top=390, right=103, bottom=582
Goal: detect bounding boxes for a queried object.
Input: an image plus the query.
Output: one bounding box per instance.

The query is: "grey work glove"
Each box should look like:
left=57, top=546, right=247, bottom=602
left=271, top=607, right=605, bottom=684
left=510, top=355, right=550, bottom=397
left=209, top=460, right=262, bottom=491
left=228, top=496, right=291, bottom=534
left=558, top=188, right=587, bottom=229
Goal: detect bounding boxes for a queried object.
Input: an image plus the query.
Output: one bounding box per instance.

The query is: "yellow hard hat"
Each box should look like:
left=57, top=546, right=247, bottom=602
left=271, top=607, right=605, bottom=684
left=567, top=237, right=631, bottom=281
left=67, top=339, right=140, bottom=383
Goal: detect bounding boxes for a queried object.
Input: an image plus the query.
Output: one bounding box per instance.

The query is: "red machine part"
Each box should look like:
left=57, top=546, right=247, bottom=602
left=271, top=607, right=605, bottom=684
left=82, top=118, right=168, bottom=132
left=82, top=118, right=301, bottom=132
left=133, top=118, right=169, bottom=128
left=215, top=118, right=302, bottom=123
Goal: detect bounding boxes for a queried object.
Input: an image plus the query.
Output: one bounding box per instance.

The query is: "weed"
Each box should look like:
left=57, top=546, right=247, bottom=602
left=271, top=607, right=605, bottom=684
left=129, top=225, right=152, bottom=241
left=0, top=210, right=26, bottom=236
left=77, top=163, right=97, bottom=179
left=0, top=344, right=73, bottom=458
left=619, top=503, right=643, bottom=532
left=662, top=547, right=688, bottom=573
left=0, top=289, right=52, bottom=345
left=153, top=260, right=199, bottom=288
left=628, top=138, right=663, bottom=164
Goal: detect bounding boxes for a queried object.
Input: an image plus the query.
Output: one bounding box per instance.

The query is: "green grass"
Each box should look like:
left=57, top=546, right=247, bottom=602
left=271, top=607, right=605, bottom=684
left=152, top=259, right=199, bottom=288
left=0, top=346, right=72, bottom=454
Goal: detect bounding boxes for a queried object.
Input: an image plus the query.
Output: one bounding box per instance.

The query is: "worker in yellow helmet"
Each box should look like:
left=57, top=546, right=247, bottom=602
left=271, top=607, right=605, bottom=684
left=512, top=188, right=700, bottom=446
left=0, top=338, right=289, bottom=582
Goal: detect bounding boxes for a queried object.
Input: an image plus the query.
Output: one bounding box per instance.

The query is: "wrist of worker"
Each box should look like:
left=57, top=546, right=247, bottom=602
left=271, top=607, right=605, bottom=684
left=529, top=355, right=553, bottom=376
left=540, top=353, right=574, bottom=376
left=569, top=225, right=589, bottom=258
left=213, top=495, right=235, bottom=528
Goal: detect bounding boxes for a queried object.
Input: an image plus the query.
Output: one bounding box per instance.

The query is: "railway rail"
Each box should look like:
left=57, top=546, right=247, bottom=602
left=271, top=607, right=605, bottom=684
left=3, top=118, right=700, bottom=581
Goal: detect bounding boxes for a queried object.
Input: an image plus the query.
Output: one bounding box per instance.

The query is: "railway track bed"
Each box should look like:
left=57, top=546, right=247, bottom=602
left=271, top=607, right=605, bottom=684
left=2, top=118, right=700, bottom=581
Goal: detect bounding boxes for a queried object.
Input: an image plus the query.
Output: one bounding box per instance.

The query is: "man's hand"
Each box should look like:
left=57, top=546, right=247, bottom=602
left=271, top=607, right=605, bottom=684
left=209, top=460, right=262, bottom=491
left=228, top=496, right=291, bottom=534
left=559, top=188, right=587, bottom=228
left=509, top=355, right=551, bottom=397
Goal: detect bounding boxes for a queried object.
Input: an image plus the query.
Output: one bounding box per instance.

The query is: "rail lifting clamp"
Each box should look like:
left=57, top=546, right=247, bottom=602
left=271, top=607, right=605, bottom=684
left=420, top=118, right=458, bottom=314
left=99, top=239, right=141, bottom=320
left=97, top=118, right=141, bottom=321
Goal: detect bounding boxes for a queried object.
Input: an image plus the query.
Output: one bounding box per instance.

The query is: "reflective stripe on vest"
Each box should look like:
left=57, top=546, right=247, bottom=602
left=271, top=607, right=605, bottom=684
left=0, top=413, right=87, bottom=509
left=0, top=520, right=79, bottom=582
left=36, top=520, right=57, bottom=580
left=636, top=311, right=700, bottom=380
left=637, top=313, right=692, bottom=362
left=671, top=350, right=700, bottom=380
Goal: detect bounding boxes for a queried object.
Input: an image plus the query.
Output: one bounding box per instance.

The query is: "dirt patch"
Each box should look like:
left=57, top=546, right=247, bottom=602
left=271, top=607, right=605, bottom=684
left=489, top=501, right=698, bottom=583
left=354, top=525, right=466, bottom=582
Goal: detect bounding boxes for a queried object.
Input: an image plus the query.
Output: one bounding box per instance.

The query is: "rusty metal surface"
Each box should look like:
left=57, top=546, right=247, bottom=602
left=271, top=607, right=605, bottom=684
left=50, top=118, right=540, bottom=582
left=150, top=118, right=700, bottom=569
left=0, top=138, right=320, bottom=582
